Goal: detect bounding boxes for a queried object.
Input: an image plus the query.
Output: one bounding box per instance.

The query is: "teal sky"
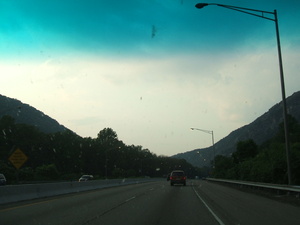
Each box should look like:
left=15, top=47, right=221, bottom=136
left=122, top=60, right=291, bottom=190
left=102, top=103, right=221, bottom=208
left=1, top=0, right=300, bottom=156
left=2, top=0, right=299, bottom=56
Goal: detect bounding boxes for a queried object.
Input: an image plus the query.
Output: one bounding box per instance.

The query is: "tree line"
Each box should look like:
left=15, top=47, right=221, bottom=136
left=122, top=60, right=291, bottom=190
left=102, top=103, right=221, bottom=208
left=213, top=115, right=300, bottom=185
left=0, top=115, right=199, bottom=183
left=2, top=114, right=299, bottom=185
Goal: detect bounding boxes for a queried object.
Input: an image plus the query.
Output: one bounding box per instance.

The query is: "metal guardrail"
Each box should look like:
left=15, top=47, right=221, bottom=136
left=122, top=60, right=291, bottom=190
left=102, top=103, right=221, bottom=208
left=207, top=178, right=300, bottom=195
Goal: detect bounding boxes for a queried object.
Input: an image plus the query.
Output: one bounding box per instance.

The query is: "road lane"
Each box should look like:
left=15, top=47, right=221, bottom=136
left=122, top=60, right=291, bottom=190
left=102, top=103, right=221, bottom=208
left=0, top=182, right=160, bottom=225
left=0, top=180, right=299, bottom=225
left=0, top=180, right=219, bottom=225
left=193, top=180, right=300, bottom=225
left=87, top=181, right=219, bottom=225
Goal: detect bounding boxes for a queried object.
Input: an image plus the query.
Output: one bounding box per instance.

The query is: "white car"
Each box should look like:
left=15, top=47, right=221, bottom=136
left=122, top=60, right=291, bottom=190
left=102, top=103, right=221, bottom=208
left=78, top=175, right=93, bottom=182
left=0, top=173, right=6, bottom=185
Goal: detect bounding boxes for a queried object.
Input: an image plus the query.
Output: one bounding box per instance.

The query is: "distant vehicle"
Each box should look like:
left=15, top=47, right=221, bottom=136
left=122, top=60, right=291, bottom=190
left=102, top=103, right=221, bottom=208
left=79, top=175, right=93, bottom=182
left=0, top=173, right=6, bottom=185
left=169, top=170, right=186, bottom=186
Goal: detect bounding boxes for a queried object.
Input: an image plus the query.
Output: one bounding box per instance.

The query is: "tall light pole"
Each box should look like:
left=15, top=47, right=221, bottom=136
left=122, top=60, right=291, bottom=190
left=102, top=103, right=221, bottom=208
left=191, top=128, right=215, bottom=167
left=195, top=3, right=291, bottom=185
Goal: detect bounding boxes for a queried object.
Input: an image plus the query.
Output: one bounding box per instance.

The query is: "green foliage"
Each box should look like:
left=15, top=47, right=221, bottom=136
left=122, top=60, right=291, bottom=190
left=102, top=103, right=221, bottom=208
left=0, top=116, right=199, bottom=183
left=213, top=155, right=234, bottom=178
left=212, top=115, right=300, bottom=185
left=125, top=169, right=136, bottom=178
left=112, top=168, right=125, bottom=178
left=35, top=164, right=59, bottom=180
left=97, top=128, right=119, bottom=147
left=277, top=114, right=300, bottom=143
left=19, top=167, right=35, bottom=181
left=232, top=139, right=258, bottom=164
left=0, top=160, right=15, bottom=184
left=291, top=143, right=300, bottom=184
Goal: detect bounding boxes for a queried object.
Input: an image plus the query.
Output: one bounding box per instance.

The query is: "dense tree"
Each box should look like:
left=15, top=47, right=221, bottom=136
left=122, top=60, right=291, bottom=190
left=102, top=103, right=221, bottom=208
left=232, top=139, right=258, bottom=164
left=291, top=143, right=300, bottom=184
left=213, top=155, right=234, bottom=178
left=35, top=164, right=60, bottom=180
left=276, top=114, right=300, bottom=143
left=97, top=128, right=119, bottom=147
left=0, top=117, right=199, bottom=183
left=48, top=130, right=82, bottom=174
left=211, top=115, right=300, bottom=185
left=0, top=116, right=17, bottom=159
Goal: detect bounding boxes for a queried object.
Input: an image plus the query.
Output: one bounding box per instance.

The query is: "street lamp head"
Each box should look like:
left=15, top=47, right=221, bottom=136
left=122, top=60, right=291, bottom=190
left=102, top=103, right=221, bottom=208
left=195, top=3, right=209, bottom=9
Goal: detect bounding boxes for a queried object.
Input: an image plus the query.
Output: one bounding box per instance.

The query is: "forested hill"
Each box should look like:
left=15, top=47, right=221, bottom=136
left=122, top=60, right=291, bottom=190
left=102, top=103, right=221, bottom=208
left=173, top=91, right=300, bottom=168
left=0, top=94, right=67, bottom=133
left=1, top=91, right=300, bottom=170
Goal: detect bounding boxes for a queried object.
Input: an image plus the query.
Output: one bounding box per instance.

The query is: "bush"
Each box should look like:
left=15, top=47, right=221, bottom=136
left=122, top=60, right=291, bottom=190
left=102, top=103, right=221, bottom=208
left=35, top=164, right=60, bottom=180
left=19, top=167, right=35, bottom=181
left=112, top=168, right=125, bottom=178
left=125, top=169, right=136, bottom=178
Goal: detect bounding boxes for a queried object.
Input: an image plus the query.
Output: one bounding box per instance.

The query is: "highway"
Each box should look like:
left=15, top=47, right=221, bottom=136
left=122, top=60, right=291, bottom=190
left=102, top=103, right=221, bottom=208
left=0, top=179, right=299, bottom=225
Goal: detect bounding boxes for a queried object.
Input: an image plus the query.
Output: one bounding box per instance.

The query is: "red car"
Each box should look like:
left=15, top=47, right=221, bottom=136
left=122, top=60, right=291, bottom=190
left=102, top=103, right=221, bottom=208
left=169, top=170, right=186, bottom=186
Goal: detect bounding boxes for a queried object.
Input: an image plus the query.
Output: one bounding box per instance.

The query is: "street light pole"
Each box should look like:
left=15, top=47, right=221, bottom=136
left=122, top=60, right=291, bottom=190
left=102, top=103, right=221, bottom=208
left=191, top=128, right=215, bottom=167
left=195, top=3, right=292, bottom=185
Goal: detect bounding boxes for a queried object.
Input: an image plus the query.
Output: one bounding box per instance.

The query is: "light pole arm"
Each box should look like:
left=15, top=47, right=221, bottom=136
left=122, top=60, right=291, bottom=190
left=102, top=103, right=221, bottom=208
left=217, top=4, right=275, bottom=21
left=191, top=127, right=213, bottom=134
left=196, top=3, right=275, bottom=21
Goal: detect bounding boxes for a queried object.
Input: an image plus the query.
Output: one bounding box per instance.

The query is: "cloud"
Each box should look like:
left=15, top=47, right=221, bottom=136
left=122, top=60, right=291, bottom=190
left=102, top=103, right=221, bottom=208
left=1, top=0, right=300, bottom=156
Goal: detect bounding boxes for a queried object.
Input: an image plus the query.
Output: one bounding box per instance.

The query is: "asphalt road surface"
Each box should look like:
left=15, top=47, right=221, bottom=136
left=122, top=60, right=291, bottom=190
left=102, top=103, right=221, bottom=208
left=0, top=179, right=299, bottom=225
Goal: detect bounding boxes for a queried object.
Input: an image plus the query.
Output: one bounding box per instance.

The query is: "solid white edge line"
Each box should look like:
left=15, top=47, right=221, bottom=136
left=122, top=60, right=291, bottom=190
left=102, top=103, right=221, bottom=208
left=193, top=186, right=225, bottom=225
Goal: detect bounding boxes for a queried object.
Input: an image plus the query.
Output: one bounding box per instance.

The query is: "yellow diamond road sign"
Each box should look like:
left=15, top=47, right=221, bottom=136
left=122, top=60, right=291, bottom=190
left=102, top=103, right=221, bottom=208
left=9, top=148, right=28, bottom=169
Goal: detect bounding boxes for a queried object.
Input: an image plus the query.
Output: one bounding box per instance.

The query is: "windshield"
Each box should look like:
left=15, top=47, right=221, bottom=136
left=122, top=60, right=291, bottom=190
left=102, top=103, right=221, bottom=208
left=172, top=171, right=185, bottom=176
left=1, top=1, right=300, bottom=224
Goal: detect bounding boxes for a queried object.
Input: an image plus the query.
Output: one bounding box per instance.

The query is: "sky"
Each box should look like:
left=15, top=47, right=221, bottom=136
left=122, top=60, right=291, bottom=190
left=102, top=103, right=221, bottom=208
left=1, top=0, right=300, bottom=156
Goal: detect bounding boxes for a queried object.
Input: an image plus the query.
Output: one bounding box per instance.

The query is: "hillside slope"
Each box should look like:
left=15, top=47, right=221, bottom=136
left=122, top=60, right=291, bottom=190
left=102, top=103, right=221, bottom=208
left=0, top=95, right=67, bottom=134
left=173, top=91, right=300, bottom=167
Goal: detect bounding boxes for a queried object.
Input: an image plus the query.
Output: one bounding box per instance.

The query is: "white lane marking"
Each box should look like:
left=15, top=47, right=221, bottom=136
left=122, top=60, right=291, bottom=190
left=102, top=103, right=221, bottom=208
left=193, top=186, right=225, bottom=225
left=125, top=196, right=136, bottom=202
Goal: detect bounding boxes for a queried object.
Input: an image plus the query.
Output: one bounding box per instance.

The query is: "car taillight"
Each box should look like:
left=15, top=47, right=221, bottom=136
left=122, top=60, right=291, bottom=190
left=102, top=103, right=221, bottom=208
left=170, top=176, right=174, bottom=180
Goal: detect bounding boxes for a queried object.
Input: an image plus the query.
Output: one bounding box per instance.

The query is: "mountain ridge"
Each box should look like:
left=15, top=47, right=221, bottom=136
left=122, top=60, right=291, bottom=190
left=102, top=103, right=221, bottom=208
left=0, top=94, right=67, bottom=134
left=173, top=91, right=300, bottom=167
left=1, top=91, right=300, bottom=168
